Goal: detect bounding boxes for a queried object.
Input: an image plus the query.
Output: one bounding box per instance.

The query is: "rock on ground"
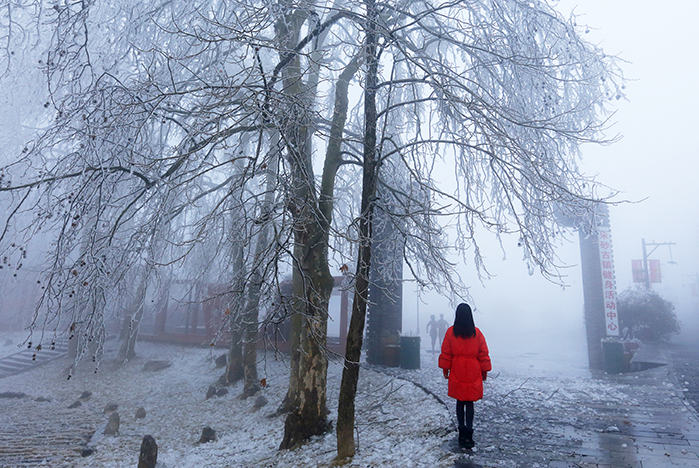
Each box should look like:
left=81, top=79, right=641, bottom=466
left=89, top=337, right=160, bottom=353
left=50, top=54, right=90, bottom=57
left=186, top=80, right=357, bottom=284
left=103, top=412, right=120, bottom=435
left=138, top=435, right=158, bottom=468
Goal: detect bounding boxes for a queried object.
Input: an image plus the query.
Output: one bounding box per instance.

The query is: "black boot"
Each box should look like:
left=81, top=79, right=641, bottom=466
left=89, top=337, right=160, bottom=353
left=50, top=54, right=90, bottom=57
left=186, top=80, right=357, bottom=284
left=457, top=426, right=468, bottom=447
left=464, top=429, right=475, bottom=449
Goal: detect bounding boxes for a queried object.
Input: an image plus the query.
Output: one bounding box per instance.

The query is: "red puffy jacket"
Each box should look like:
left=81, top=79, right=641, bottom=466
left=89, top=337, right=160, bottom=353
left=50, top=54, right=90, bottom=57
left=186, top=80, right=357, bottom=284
left=438, top=326, right=492, bottom=401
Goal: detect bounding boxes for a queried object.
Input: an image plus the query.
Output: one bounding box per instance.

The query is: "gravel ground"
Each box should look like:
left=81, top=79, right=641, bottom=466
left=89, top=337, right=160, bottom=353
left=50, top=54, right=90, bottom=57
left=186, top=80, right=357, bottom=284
left=1, top=330, right=697, bottom=468
left=383, top=352, right=641, bottom=468
left=668, top=340, right=699, bottom=414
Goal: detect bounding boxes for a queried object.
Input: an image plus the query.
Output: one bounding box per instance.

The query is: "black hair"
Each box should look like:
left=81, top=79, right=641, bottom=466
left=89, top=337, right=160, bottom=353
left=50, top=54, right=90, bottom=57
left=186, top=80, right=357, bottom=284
left=453, top=303, right=476, bottom=338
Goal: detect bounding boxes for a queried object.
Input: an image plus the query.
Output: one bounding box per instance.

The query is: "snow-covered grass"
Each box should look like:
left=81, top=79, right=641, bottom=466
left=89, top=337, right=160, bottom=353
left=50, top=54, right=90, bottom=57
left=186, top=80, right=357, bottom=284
left=0, top=336, right=451, bottom=467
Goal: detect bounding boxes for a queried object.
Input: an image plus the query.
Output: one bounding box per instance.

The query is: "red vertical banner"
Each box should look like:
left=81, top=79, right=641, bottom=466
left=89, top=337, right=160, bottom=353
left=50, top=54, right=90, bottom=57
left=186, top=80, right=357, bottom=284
left=631, top=259, right=645, bottom=283
left=649, top=259, right=661, bottom=283
left=598, top=227, right=619, bottom=336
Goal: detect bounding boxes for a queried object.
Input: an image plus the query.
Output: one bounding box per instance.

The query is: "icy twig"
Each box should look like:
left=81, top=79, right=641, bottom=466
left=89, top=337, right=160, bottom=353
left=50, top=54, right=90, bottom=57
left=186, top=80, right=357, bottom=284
left=502, top=378, right=531, bottom=398
left=501, top=378, right=560, bottom=401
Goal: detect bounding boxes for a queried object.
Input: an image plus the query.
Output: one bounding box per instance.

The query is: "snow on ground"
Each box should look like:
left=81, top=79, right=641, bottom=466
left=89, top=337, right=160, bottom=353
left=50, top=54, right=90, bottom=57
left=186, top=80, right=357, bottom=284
left=0, top=331, right=643, bottom=467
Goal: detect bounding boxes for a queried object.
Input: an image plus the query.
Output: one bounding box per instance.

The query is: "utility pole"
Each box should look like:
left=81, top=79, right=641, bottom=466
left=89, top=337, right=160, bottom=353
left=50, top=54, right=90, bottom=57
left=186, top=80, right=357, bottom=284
left=640, top=239, right=676, bottom=289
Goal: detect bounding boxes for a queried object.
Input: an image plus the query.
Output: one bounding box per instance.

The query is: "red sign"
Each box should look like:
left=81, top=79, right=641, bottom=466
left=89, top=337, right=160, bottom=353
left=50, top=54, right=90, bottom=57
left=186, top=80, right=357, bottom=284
left=632, top=260, right=645, bottom=283
left=598, top=227, right=619, bottom=336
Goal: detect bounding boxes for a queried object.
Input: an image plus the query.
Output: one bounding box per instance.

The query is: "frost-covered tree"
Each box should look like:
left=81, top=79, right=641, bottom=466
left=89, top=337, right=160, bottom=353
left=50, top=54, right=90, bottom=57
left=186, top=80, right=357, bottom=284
left=617, top=286, right=680, bottom=342
left=0, top=0, right=624, bottom=455
left=334, top=0, right=625, bottom=456
left=0, top=0, right=291, bottom=389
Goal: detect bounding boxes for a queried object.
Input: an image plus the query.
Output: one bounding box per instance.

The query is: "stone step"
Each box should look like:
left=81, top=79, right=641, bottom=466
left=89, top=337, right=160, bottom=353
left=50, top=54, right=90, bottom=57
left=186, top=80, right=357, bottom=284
left=0, top=360, right=25, bottom=370
left=0, top=342, right=69, bottom=379
left=4, top=354, right=34, bottom=363
left=0, top=406, right=96, bottom=467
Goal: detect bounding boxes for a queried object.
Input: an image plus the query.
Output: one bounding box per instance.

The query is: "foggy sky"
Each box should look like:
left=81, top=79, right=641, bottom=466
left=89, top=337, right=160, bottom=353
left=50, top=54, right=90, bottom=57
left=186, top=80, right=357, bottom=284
left=2, top=0, right=696, bottom=366
left=401, top=0, right=699, bottom=363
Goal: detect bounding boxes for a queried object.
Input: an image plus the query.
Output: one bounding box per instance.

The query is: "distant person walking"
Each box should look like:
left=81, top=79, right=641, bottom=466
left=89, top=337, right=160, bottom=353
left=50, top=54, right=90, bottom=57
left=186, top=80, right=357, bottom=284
left=437, top=314, right=449, bottom=346
left=439, top=303, right=491, bottom=449
left=426, top=314, right=439, bottom=351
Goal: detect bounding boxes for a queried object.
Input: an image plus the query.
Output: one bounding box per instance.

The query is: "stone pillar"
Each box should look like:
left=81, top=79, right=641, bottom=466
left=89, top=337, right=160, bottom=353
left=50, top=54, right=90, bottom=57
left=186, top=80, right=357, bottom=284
left=366, top=208, right=404, bottom=365
left=578, top=205, right=611, bottom=371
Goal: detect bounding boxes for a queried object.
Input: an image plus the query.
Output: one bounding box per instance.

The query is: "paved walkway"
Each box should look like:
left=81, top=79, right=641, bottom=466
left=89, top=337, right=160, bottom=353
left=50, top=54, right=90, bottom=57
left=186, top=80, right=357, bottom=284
left=393, top=341, right=699, bottom=468
left=559, top=368, right=699, bottom=467
left=476, top=344, right=699, bottom=467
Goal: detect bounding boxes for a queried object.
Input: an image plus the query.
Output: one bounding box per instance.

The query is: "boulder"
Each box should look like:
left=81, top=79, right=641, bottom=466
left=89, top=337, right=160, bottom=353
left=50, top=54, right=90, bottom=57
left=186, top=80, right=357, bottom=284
left=103, top=412, right=120, bottom=435
left=35, top=396, right=51, bottom=402
left=83, top=420, right=105, bottom=455
left=205, top=385, right=217, bottom=400
left=137, top=435, right=158, bottom=468
left=104, top=403, right=119, bottom=413
left=141, top=360, right=171, bottom=372
left=79, top=391, right=92, bottom=400
left=68, top=400, right=82, bottom=409
left=0, top=392, right=25, bottom=399
left=214, top=353, right=227, bottom=368
left=199, top=426, right=217, bottom=443
left=253, top=395, right=268, bottom=409
left=135, top=407, right=147, bottom=419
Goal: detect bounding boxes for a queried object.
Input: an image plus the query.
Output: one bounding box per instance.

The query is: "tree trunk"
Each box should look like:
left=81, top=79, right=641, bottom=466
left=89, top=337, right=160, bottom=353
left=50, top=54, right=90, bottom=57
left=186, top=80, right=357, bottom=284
left=118, top=272, right=149, bottom=363
left=279, top=236, right=334, bottom=449
left=222, top=209, right=247, bottom=386
left=223, top=324, right=244, bottom=385
left=278, top=52, right=362, bottom=451
left=278, top=108, right=335, bottom=443
left=278, top=66, right=334, bottom=447
left=118, top=304, right=144, bottom=362
left=275, top=6, right=306, bottom=419
left=277, top=7, right=360, bottom=449
left=276, top=260, right=304, bottom=414
left=275, top=7, right=335, bottom=447
left=241, top=284, right=261, bottom=396
left=337, top=0, right=379, bottom=457
left=240, top=139, right=280, bottom=397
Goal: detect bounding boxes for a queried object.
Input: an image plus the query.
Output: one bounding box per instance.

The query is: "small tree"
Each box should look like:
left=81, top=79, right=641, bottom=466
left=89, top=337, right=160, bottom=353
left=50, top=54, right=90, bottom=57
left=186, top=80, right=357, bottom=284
left=617, top=286, right=680, bottom=342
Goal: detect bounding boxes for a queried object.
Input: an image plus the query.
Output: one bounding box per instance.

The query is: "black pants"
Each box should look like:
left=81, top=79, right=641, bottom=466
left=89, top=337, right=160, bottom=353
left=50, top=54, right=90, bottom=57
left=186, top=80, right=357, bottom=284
left=456, top=400, right=474, bottom=429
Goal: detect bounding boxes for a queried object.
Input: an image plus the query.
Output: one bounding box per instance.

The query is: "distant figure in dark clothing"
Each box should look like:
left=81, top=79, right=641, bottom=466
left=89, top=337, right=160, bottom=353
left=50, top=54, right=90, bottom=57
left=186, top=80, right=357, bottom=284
left=426, top=314, right=439, bottom=351
left=437, top=314, right=449, bottom=346
left=439, top=303, right=491, bottom=449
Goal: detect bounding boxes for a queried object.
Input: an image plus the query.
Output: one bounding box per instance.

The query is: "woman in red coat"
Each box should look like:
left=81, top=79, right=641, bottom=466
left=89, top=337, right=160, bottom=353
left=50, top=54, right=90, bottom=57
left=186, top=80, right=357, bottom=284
left=439, top=303, right=491, bottom=448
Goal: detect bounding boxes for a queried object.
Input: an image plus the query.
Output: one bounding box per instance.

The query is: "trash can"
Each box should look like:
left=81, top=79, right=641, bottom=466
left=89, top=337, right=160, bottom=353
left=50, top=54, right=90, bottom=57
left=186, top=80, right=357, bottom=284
left=400, top=336, right=421, bottom=370
left=602, top=340, right=624, bottom=374
left=383, top=345, right=401, bottom=367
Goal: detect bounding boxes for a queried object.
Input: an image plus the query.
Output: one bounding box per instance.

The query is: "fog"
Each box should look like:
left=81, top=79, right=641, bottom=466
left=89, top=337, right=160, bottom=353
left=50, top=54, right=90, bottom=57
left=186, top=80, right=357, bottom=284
left=402, top=0, right=699, bottom=365
left=2, top=1, right=697, bottom=366
left=2, top=1, right=699, bottom=466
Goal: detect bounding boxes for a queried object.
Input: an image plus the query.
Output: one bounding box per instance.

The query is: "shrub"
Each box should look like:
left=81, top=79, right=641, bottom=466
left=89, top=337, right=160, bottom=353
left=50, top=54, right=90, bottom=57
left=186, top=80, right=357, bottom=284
left=617, top=286, right=680, bottom=342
